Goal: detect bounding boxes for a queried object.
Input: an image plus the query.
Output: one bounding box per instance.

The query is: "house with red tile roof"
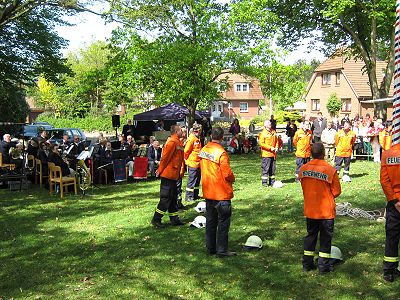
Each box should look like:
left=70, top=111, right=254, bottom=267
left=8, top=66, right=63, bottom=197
left=304, top=53, right=394, bottom=119
left=212, top=73, right=264, bottom=120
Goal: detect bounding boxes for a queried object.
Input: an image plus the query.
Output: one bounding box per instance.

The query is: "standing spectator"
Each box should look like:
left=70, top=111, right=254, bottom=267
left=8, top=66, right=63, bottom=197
left=332, top=117, right=340, bottom=131
left=334, top=121, right=356, bottom=182
left=286, top=121, right=297, bottom=153
left=380, top=141, right=400, bottom=282
left=155, top=120, right=165, bottom=131
left=199, top=127, right=236, bottom=257
left=352, top=120, right=363, bottom=156
left=352, top=113, right=360, bottom=123
left=379, top=121, right=392, bottom=151
left=299, top=143, right=341, bottom=274
left=151, top=125, right=185, bottom=227
left=184, top=123, right=203, bottom=202
left=369, top=119, right=383, bottom=163
left=122, top=119, right=135, bottom=139
left=200, top=117, right=212, bottom=145
left=293, top=121, right=312, bottom=183
left=321, top=121, right=337, bottom=162
left=312, top=112, right=327, bottom=143
left=259, top=120, right=279, bottom=187
left=270, top=115, right=277, bottom=131
left=229, top=118, right=240, bottom=136
left=148, top=140, right=162, bottom=177
left=340, top=114, right=351, bottom=127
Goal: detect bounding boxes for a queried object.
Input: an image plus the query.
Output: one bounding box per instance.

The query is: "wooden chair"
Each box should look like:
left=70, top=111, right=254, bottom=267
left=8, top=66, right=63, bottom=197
left=35, top=158, right=48, bottom=188
left=99, top=168, right=108, bottom=184
left=0, top=153, right=16, bottom=170
left=27, top=155, right=35, bottom=170
left=48, top=162, right=77, bottom=198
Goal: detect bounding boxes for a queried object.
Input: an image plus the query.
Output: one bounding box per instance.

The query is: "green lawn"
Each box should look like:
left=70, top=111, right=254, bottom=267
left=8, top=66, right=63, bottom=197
left=0, top=154, right=398, bottom=299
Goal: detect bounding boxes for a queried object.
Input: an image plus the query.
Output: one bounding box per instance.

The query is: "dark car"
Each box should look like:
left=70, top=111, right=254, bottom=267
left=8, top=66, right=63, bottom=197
left=47, top=128, right=91, bottom=147
left=21, top=123, right=54, bottom=139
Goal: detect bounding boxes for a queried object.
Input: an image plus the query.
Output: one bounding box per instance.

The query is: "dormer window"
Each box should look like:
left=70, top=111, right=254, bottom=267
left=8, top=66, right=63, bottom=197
left=236, top=83, right=249, bottom=92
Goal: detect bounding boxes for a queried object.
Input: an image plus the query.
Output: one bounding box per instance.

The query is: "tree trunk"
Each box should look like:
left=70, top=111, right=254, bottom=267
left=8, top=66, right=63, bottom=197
left=187, top=105, right=196, bottom=129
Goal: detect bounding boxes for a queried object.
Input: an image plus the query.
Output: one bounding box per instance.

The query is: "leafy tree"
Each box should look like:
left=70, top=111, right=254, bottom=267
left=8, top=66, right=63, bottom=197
left=106, top=0, right=276, bottom=125
left=260, top=0, right=395, bottom=118
left=0, top=83, right=29, bottom=137
left=254, top=59, right=318, bottom=111
left=326, top=93, right=342, bottom=117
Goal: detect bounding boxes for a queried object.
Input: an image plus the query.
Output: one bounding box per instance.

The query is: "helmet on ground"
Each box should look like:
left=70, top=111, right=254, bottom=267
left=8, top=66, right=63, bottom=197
left=272, top=181, right=283, bottom=188
left=194, top=201, right=206, bottom=213
left=330, top=246, right=343, bottom=260
left=243, top=235, right=263, bottom=251
left=190, top=216, right=206, bottom=228
left=342, top=175, right=351, bottom=182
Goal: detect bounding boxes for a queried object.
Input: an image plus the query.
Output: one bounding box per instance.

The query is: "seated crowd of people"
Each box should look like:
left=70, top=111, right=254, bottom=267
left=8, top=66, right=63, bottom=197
left=0, top=129, right=163, bottom=187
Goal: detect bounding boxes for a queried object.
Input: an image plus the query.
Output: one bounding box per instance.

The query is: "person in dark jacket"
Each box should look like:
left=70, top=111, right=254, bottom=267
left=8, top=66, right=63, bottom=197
left=48, top=144, right=74, bottom=177
left=229, top=118, right=241, bottom=136
left=148, top=140, right=162, bottom=177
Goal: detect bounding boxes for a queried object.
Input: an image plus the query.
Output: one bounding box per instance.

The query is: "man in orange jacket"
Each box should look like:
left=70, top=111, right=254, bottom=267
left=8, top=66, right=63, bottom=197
left=294, top=121, right=312, bottom=182
left=258, top=120, right=279, bottom=187
left=380, top=142, right=400, bottom=282
left=299, top=143, right=342, bottom=274
left=334, top=121, right=356, bottom=182
left=184, top=123, right=202, bottom=202
left=379, top=121, right=392, bottom=152
left=152, top=125, right=185, bottom=228
left=199, top=127, right=236, bottom=257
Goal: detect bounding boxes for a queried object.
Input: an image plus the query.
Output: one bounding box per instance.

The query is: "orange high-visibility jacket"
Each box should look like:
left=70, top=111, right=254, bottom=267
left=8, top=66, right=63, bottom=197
left=380, top=144, right=400, bottom=201
left=299, top=159, right=341, bottom=219
left=184, top=133, right=202, bottom=168
left=379, top=129, right=392, bottom=151
left=334, top=129, right=356, bottom=157
left=199, top=141, right=235, bottom=200
left=293, top=129, right=312, bottom=158
left=258, top=128, right=279, bottom=158
left=158, top=134, right=185, bottom=180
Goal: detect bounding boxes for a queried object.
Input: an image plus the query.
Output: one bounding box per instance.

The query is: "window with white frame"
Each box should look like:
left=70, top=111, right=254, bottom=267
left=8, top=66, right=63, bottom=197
left=239, top=102, right=248, bottom=113
left=311, top=99, right=320, bottom=111
left=335, top=72, right=340, bottom=85
left=322, top=73, right=331, bottom=85
left=341, top=98, right=351, bottom=112
left=236, top=83, right=249, bottom=92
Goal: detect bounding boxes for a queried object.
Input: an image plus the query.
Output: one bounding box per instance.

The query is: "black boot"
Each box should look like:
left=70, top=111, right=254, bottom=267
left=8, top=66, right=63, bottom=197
left=151, top=212, right=164, bottom=228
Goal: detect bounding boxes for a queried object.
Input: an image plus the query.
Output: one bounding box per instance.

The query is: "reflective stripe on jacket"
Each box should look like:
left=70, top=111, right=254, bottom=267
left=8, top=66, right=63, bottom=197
left=293, top=129, right=312, bottom=158
left=199, top=142, right=235, bottom=200
left=259, top=128, right=279, bottom=158
left=184, top=133, right=202, bottom=169
left=158, top=134, right=184, bottom=180
left=299, top=159, right=341, bottom=219
left=380, top=144, right=400, bottom=201
left=335, top=129, right=356, bottom=157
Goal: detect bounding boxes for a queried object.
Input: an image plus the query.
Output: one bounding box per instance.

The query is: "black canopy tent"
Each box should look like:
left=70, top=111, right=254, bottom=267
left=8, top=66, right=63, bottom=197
left=133, top=103, right=210, bottom=138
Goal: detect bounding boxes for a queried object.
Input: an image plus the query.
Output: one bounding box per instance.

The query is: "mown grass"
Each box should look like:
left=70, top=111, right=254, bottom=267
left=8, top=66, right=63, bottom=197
left=0, top=153, right=398, bottom=299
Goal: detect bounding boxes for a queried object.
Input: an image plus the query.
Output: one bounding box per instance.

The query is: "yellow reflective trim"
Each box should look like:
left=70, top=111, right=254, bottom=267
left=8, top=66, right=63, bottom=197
left=319, top=252, right=331, bottom=258
left=270, top=176, right=275, bottom=179
left=155, top=208, right=165, bottom=215
left=304, top=250, right=315, bottom=256
left=186, top=188, right=194, bottom=192
left=384, top=256, right=399, bottom=262
left=169, top=212, right=179, bottom=216
left=194, top=187, right=200, bottom=190
left=261, top=176, right=269, bottom=179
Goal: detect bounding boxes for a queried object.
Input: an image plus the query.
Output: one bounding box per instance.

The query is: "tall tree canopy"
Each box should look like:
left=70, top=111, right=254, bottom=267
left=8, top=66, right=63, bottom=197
left=263, top=0, right=395, bottom=118
left=106, top=0, right=276, bottom=124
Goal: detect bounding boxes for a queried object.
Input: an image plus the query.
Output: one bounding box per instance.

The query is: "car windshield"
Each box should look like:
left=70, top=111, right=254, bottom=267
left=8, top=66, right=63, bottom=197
left=48, top=130, right=70, bottom=140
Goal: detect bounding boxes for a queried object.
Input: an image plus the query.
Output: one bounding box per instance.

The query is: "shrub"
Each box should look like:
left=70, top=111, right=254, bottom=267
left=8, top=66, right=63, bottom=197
left=326, top=93, right=341, bottom=117
left=250, top=110, right=301, bottom=126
